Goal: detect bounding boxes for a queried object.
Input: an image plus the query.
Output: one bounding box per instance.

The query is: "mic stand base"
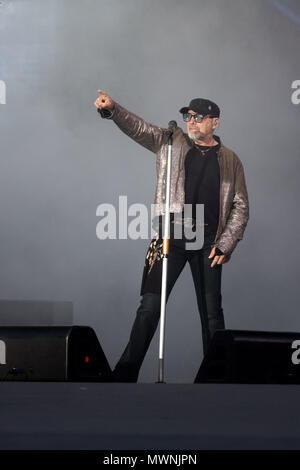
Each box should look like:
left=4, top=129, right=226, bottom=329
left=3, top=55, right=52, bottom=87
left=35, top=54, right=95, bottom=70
left=155, top=359, right=166, bottom=384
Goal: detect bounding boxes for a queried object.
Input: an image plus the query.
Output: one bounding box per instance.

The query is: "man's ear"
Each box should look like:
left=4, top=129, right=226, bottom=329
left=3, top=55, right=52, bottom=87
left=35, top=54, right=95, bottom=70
left=213, top=118, right=220, bottom=129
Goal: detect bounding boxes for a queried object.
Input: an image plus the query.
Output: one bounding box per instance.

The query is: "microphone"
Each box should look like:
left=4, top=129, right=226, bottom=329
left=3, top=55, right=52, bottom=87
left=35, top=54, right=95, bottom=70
left=168, top=120, right=177, bottom=131
left=167, top=120, right=177, bottom=137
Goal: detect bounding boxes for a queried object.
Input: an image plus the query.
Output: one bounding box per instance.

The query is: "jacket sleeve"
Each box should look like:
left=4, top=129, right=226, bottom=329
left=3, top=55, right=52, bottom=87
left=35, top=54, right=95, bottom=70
left=216, top=156, right=249, bottom=258
left=101, top=102, right=167, bottom=154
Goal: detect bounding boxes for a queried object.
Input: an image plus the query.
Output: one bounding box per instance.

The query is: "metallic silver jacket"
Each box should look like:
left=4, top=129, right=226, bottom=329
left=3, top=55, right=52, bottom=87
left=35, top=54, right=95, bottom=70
left=107, top=102, right=249, bottom=261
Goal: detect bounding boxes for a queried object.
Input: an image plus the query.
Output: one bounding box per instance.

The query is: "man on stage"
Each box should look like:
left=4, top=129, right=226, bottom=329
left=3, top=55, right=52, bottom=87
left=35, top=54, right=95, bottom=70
left=94, top=90, right=249, bottom=382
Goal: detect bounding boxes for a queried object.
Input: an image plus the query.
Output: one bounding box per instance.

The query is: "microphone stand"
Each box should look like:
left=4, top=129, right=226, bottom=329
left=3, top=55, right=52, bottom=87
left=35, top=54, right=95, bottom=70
left=157, top=123, right=175, bottom=384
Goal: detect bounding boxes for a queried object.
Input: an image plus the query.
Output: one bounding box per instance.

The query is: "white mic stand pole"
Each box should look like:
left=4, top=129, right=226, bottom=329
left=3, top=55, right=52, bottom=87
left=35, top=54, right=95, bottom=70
left=157, top=121, right=176, bottom=384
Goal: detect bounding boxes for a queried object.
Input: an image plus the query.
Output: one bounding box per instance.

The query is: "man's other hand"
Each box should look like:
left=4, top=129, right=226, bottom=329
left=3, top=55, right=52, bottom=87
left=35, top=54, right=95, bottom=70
left=208, top=246, right=226, bottom=267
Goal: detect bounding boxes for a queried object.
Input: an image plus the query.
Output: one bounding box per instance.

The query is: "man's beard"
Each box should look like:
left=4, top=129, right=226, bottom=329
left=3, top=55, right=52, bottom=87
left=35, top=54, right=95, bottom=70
left=188, top=128, right=202, bottom=141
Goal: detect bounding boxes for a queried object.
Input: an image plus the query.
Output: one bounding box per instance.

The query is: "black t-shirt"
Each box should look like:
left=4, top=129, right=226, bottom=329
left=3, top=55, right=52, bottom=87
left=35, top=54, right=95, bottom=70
left=184, top=139, right=220, bottom=234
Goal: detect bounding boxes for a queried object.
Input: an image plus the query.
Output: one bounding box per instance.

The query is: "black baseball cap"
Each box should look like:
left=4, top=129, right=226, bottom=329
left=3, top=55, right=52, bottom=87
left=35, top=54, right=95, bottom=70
left=179, top=98, right=220, bottom=117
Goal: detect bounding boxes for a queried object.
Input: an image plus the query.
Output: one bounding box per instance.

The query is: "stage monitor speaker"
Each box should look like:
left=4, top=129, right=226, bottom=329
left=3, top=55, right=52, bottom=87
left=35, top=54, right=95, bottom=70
left=194, top=329, right=300, bottom=384
left=0, top=326, right=113, bottom=381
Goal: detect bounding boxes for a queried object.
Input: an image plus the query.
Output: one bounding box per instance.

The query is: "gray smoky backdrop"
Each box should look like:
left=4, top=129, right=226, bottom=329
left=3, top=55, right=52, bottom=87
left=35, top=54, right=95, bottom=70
left=0, top=0, right=299, bottom=382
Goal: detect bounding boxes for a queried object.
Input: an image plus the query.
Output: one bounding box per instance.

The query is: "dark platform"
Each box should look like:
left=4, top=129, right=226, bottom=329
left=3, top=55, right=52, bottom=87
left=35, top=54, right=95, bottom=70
left=0, top=382, right=300, bottom=450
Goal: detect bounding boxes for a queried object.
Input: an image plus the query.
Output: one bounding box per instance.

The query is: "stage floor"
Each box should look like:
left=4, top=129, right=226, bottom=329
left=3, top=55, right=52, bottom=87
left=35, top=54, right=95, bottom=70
left=0, top=382, right=299, bottom=450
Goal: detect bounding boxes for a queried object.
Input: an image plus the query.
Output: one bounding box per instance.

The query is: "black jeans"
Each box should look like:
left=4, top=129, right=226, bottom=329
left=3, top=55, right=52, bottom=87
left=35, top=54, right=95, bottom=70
left=113, top=232, right=225, bottom=382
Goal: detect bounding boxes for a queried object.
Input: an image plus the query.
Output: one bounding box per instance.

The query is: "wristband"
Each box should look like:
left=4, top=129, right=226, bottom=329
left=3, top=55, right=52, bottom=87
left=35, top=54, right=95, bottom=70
left=97, top=108, right=113, bottom=119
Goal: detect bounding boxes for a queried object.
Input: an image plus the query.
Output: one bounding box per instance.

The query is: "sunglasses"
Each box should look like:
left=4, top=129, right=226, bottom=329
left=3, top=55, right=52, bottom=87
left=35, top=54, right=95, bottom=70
left=183, top=113, right=216, bottom=123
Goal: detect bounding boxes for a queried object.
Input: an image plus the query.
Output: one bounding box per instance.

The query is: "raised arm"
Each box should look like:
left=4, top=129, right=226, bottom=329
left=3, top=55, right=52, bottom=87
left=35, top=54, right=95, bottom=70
left=94, top=90, right=167, bottom=153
